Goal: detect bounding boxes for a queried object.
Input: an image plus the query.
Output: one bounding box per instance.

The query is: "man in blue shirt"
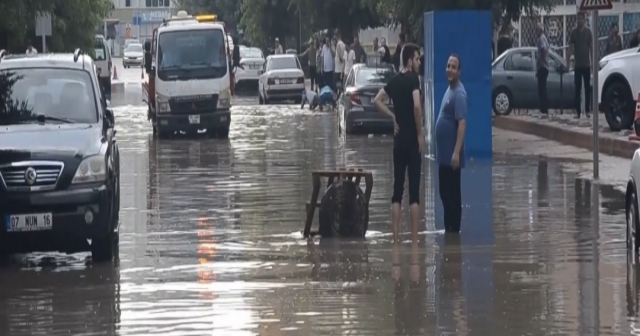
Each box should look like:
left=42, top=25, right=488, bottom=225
left=435, top=54, right=467, bottom=233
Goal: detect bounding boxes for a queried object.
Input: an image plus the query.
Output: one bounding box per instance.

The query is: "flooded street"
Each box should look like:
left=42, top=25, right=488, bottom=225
left=0, top=66, right=638, bottom=335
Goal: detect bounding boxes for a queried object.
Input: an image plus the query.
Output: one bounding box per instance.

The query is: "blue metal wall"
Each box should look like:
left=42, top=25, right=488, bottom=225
left=424, top=11, right=494, bottom=332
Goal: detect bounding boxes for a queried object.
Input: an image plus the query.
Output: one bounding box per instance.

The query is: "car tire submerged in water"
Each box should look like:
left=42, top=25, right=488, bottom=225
left=603, top=80, right=634, bottom=131
left=92, top=178, right=120, bottom=262
left=628, top=192, right=639, bottom=253
left=492, top=87, right=513, bottom=116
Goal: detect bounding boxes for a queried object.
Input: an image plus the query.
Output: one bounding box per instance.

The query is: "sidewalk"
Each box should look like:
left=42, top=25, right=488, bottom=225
left=493, top=110, right=640, bottom=159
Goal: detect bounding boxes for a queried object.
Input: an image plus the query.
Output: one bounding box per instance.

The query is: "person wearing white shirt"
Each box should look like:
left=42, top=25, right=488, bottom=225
left=274, top=38, right=283, bottom=54
left=25, top=43, right=38, bottom=55
left=320, top=37, right=335, bottom=92
left=343, top=44, right=356, bottom=77
left=334, top=31, right=345, bottom=87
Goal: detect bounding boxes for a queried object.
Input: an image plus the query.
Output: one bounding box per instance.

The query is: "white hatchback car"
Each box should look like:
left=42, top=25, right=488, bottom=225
left=627, top=149, right=640, bottom=253
left=258, top=54, right=305, bottom=104
left=235, top=47, right=264, bottom=86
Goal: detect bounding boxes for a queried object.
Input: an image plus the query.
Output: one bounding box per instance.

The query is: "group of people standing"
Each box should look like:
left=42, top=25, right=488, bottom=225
left=297, top=30, right=368, bottom=93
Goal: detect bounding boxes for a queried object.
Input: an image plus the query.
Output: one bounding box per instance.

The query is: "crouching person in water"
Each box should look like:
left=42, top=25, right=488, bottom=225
left=372, top=43, right=423, bottom=243
left=318, top=85, right=337, bottom=110
left=301, top=88, right=320, bottom=110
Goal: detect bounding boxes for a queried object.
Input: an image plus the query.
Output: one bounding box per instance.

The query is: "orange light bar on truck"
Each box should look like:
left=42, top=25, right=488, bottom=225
left=196, top=15, right=217, bottom=22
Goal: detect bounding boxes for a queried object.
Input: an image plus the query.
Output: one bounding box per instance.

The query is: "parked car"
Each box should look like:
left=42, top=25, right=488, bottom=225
left=235, top=46, right=265, bottom=87
left=627, top=149, right=640, bottom=253
left=339, top=64, right=395, bottom=134
left=0, top=49, right=120, bottom=262
left=258, top=54, right=305, bottom=104
left=122, top=42, right=143, bottom=68
left=492, top=47, right=578, bottom=116
left=598, top=47, right=640, bottom=131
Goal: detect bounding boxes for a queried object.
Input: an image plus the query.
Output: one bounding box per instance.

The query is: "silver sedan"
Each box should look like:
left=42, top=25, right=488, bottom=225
left=492, top=47, right=577, bottom=115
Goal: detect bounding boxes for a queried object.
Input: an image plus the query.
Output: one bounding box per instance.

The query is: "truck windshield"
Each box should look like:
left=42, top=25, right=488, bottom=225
left=0, top=69, right=99, bottom=125
left=157, top=29, right=228, bottom=81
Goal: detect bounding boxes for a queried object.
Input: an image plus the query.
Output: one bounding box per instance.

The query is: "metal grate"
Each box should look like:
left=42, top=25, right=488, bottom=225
left=0, top=161, right=64, bottom=191
left=168, top=95, right=219, bottom=114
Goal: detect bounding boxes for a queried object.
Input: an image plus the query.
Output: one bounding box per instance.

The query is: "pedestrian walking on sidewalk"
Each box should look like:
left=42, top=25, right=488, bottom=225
left=568, top=12, right=592, bottom=119
left=372, top=43, right=423, bottom=242
left=536, top=23, right=549, bottom=116
left=25, top=42, right=38, bottom=55
left=435, top=54, right=467, bottom=234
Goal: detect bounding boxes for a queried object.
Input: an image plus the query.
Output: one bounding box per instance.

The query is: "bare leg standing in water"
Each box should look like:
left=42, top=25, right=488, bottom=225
left=374, top=43, right=424, bottom=242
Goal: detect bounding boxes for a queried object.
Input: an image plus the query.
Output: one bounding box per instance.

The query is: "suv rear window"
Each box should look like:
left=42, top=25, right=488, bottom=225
left=0, top=68, right=99, bottom=125
left=94, top=39, right=108, bottom=61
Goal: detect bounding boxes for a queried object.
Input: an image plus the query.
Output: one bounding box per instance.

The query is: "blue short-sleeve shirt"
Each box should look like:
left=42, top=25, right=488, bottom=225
left=435, top=82, right=467, bottom=168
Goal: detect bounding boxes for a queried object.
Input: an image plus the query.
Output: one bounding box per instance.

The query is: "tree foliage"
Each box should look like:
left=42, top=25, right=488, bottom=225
left=375, top=0, right=555, bottom=41
left=175, top=0, right=242, bottom=30
left=0, top=0, right=113, bottom=53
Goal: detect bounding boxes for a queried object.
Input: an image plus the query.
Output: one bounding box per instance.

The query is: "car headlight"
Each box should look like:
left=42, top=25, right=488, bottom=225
left=217, top=89, right=231, bottom=109
left=72, top=156, right=106, bottom=184
left=156, top=93, right=170, bottom=113
left=599, top=60, right=608, bottom=71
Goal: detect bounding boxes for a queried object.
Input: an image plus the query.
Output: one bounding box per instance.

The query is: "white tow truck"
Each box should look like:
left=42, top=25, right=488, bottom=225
left=142, top=10, right=232, bottom=138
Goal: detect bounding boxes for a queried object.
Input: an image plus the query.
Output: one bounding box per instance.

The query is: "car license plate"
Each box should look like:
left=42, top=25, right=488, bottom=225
left=279, top=79, right=293, bottom=84
left=6, top=213, right=52, bottom=232
left=250, top=64, right=260, bottom=69
left=189, top=115, right=200, bottom=124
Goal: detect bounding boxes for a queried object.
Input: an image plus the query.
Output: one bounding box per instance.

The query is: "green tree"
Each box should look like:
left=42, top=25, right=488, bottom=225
left=0, top=0, right=113, bottom=53
left=374, top=0, right=555, bottom=42
left=300, top=0, right=384, bottom=40
left=175, top=0, right=242, bottom=30
left=239, top=0, right=299, bottom=50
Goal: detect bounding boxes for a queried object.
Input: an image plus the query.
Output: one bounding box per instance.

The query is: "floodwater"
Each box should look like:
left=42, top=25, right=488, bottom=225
left=0, top=76, right=638, bottom=335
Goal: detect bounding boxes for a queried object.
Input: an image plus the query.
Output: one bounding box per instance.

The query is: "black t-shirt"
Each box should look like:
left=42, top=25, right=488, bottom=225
left=384, top=72, right=421, bottom=142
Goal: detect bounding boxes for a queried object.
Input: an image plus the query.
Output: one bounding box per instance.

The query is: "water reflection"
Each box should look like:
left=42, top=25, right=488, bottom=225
left=0, top=262, right=120, bottom=335
left=4, top=84, right=640, bottom=335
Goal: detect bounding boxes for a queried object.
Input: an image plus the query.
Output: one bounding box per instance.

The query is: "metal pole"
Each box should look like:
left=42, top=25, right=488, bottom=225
left=41, top=35, right=46, bottom=53
left=591, top=10, right=599, bottom=179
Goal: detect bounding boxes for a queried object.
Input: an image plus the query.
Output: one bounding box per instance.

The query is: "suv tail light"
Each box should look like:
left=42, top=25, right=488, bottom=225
left=348, top=91, right=361, bottom=105
left=267, top=78, right=275, bottom=85
left=297, top=77, right=304, bottom=84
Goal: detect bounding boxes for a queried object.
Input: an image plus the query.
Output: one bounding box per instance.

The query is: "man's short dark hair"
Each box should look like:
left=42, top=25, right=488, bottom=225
left=449, top=53, right=461, bottom=70
left=401, top=43, right=419, bottom=67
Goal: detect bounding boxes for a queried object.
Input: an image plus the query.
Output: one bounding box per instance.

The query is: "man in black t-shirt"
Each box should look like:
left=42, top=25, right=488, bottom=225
left=373, top=43, right=423, bottom=243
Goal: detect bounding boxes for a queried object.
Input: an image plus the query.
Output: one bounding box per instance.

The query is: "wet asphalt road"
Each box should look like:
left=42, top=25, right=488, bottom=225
left=0, top=66, right=639, bottom=335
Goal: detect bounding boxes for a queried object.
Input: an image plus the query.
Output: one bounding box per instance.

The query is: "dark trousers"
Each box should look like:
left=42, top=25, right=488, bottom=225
left=391, top=139, right=421, bottom=205
left=574, top=66, right=591, bottom=116
left=322, top=71, right=335, bottom=92
left=536, top=67, right=549, bottom=114
left=309, top=66, right=317, bottom=91
left=438, top=165, right=462, bottom=233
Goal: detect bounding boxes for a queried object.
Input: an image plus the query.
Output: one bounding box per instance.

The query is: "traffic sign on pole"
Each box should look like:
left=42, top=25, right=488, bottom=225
left=579, top=0, right=612, bottom=11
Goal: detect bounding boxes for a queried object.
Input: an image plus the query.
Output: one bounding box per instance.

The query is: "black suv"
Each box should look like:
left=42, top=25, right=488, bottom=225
left=0, top=49, right=120, bottom=262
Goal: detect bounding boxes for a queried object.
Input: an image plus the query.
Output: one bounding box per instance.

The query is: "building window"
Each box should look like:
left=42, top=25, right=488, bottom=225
left=164, top=0, right=170, bottom=6
left=146, top=0, right=151, bottom=6
left=125, top=0, right=131, bottom=7
left=152, top=0, right=158, bottom=7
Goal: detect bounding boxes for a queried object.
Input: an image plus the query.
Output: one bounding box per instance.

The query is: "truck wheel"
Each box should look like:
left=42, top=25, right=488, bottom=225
left=105, top=78, right=112, bottom=96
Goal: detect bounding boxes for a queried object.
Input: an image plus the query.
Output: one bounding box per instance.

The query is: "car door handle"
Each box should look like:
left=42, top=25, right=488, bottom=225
left=506, top=76, right=513, bottom=80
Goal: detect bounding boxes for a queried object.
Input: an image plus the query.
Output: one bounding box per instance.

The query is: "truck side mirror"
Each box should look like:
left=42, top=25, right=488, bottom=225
left=144, top=40, right=152, bottom=74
